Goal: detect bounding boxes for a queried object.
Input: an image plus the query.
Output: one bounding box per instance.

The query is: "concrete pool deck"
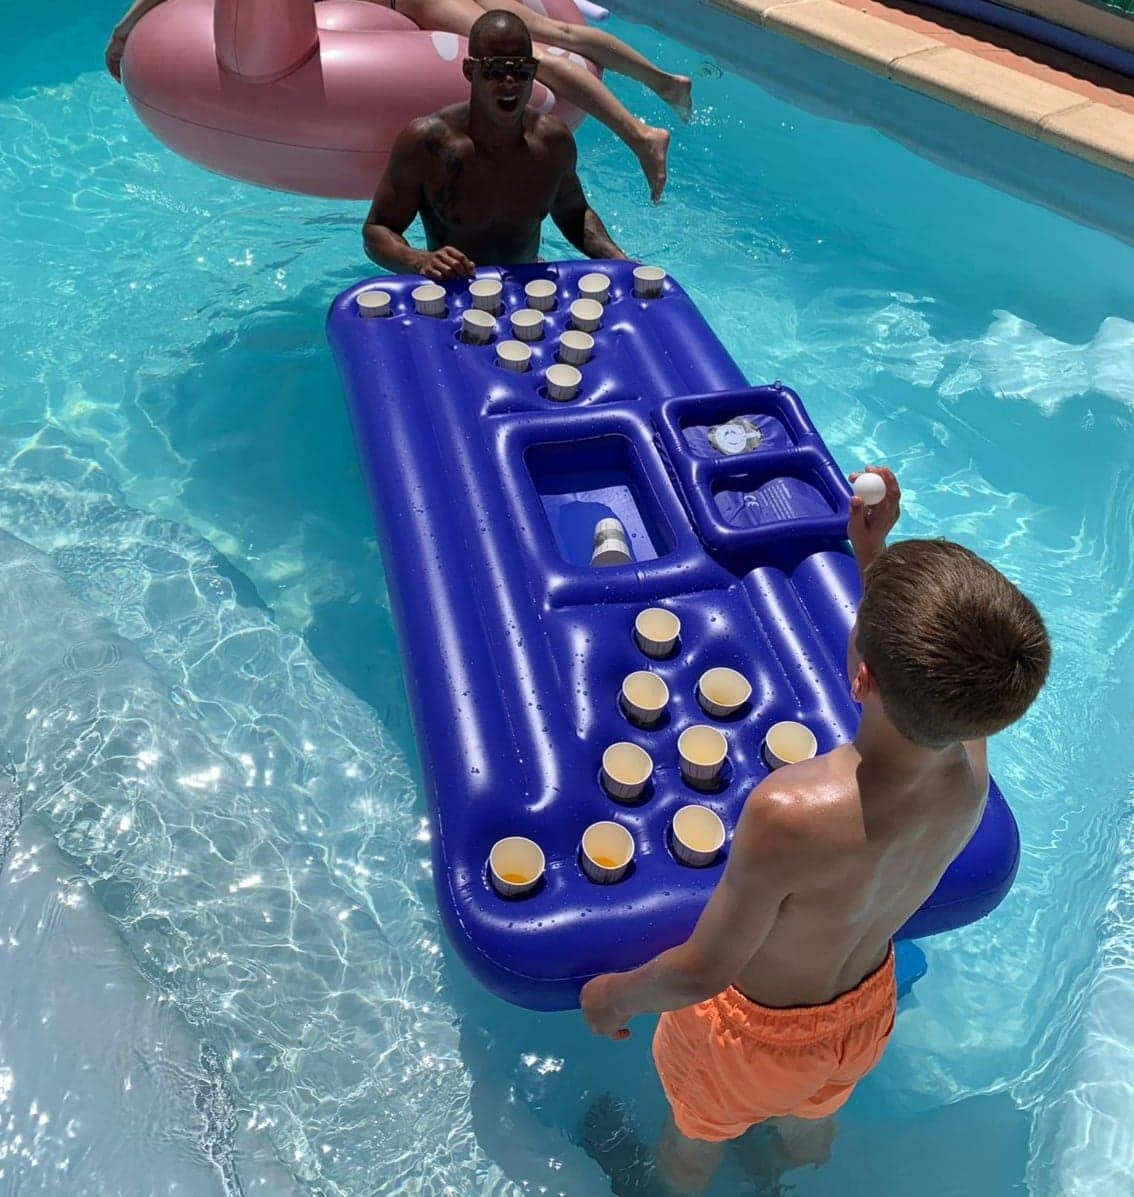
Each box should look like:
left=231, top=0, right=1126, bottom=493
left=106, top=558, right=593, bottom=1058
left=708, top=0, right=1134, bottom=179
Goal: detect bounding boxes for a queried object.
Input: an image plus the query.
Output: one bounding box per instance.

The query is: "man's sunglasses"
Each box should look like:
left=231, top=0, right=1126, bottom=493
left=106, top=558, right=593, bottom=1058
left=468, top=55, right=539, bottom=82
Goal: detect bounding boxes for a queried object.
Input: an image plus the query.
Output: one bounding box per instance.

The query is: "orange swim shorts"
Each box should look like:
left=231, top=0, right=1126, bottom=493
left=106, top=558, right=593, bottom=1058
left=652, top=946, right=897, bottom=1142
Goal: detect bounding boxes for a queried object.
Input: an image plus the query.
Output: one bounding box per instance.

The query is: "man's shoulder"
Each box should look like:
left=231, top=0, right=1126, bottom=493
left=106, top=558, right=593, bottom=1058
left=402, top=107, right=469, bottom=149
left=738, top=760, right=855, bottom=847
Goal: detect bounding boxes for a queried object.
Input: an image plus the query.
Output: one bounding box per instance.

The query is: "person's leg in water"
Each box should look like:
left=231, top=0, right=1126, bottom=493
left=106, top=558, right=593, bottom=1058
left=391, top=0, right=678, bottom=200
left=733, top=1115, right=837, bottom=1191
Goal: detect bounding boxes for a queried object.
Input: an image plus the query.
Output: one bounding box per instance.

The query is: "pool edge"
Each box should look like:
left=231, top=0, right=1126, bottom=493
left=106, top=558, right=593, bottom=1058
left=706, top=0, right=1134, bottom=181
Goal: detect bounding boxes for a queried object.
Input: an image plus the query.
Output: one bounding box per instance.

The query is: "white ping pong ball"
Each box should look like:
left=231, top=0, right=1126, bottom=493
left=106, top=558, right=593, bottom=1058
left=853, top=472, right=887, bottom=506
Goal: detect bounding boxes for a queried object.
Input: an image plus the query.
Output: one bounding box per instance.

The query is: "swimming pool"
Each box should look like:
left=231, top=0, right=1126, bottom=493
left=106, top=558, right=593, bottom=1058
left=2, top=1, right=1132, bottom=1193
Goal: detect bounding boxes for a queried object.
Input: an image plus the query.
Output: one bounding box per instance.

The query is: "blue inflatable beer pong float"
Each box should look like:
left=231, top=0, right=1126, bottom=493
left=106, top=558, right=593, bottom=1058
left=328, top=260, right=1019, bottom=1011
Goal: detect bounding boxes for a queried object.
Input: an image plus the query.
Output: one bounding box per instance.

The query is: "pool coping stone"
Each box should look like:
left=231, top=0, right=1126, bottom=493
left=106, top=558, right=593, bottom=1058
left=707, top=0, right=1134, bottom=179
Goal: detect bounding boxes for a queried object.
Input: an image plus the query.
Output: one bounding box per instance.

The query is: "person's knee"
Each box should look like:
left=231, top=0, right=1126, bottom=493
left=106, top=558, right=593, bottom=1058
left=772, top=1115, right=836, bottom=1169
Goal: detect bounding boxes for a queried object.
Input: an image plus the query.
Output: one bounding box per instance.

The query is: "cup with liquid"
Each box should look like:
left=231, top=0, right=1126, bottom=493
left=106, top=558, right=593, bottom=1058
left=601, top=742, right=653, bottom=802
left=621, top=671, right=669, bottom=727
left=488, top=836, right=545, bottom=897
left=580, top=821, right=635, bottom=884
left=763, top=721, right=818, bottom=770
left=497, top=340, right=532, bottom=372
left=678, top=725, right=728, bottom=786
left=671, top=805, right=726, bottom=867
left=634, top=607, right=681, bottom=659
left=697, top=667, right=752, bottom=718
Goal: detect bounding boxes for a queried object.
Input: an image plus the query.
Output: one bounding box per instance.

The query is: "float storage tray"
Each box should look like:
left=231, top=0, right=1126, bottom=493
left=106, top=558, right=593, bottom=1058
left=328, top=261, right=1019, bottom=1011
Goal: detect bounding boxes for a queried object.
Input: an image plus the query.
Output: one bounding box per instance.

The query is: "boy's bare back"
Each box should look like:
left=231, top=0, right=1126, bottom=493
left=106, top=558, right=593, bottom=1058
left=728, top=740, right=988, bottom=1008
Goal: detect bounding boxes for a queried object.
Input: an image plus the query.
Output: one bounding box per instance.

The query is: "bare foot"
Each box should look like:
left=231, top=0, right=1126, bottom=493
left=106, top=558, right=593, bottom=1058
left=659, top=74, right=693, bottom=124
left=635, top=126, right=671, bottom=203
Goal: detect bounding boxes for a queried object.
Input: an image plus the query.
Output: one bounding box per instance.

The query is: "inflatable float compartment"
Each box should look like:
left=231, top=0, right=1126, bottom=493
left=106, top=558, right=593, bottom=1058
left=122, top=0, right=597, bottom=200
left=327, top=261, right=1021, bottom=1011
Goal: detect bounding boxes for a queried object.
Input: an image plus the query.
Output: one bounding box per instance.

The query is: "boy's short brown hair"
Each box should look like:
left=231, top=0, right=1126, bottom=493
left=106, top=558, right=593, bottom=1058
left=858, top=539, right=1050, bottom=748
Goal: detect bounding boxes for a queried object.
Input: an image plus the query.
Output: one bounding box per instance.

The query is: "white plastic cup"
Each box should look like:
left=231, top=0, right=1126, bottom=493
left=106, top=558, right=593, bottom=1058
left=633, top=266, right=666, bottom=298
left=592, top=519, right=632, bottom=566
left=678, top=725, right=728, bottom=785
left=488, top=836, right=545, bottom=897
left=581, top=821, right=635, bottom=884
left=469, top=278, right=503, bottom=313
left=621, top=671, right=669, bottom=727
left=671, top=805, right=726, bottom=867
left=412, top=283, right=446, bottom=317
left=497, top=340, right=532, bottom=372
left=592, top=538, right=632, bottom=566
left=525, top=279, right=558, bottom=311
left=356, top=289, right=391, bottom=318
left=559, top=330, right=594, bottom=366
left=570, top=298, right=604, bottom=332
left=461, top=308, right=495, bottom=344
left=546, top=363, right=582, bottom=402
left=764, top=721, right=818, bottom=770
left=697, top=668, right=753, bottom=718
left=578, top=272, right=612, bottom=304
left=601, top=742, right=653, bottom=802
left=594, top=518, right=627, bottom=544
left=511, top=308, right=545, bottom=342
left=634, top=608, right=681, bottom=658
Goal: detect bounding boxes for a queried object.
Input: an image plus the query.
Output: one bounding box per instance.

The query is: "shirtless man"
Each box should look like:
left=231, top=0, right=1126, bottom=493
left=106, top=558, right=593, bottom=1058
left=581, top=468, right=1051, bottom=1194
left=363, top=11, right=626, bottom=275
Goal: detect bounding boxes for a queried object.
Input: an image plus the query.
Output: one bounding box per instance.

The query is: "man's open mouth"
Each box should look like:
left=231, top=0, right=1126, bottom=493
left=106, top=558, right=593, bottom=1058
left=497, top=94, right=521, bottom=113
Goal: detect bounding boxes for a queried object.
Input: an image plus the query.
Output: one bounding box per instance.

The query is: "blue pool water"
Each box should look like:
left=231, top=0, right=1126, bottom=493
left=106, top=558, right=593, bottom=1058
left=2, top=1, right=1133, bottom=1193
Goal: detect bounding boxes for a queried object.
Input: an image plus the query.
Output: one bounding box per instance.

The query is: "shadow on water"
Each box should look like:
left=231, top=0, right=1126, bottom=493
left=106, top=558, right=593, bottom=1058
left=144, top=278, right=422, bottom=767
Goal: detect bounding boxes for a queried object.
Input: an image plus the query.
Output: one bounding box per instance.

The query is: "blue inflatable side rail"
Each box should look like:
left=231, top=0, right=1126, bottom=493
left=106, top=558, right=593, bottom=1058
left=914, top=0, right=1134, bottom=79
left=328, top=261, right=1020, bottom=1011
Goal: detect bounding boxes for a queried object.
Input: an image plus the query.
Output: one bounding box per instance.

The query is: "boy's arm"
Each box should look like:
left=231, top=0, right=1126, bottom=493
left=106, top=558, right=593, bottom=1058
left=847, top=467, right=900, bottom=587
left=547, top=124, right=628, bottom=262
left=580, top=784, right=806, bottom=1038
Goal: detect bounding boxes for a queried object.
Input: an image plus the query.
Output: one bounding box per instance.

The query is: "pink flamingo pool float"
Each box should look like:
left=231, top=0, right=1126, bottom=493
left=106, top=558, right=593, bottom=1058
left=122, top=0, right=599, bottom=199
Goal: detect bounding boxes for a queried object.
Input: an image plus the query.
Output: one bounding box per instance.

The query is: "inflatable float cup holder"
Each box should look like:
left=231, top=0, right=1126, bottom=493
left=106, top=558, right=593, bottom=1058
left=570, top=298, right=604, bottom=333
left=633, top=266, right=666, bottom=299
left=461, top=308, right=496, bottom=344
left=558, top=330, right=594, bottom=366
left=601, top=742, right=653, bottom=802
left=469, top=279, right=503, bottom=314
left=621, top=671, right=669, bottom=728
left=488, top=836, right=545, bottom=898
left=525, top=279, right=558, bottom=312
left=578, top=272, right=612, bottom=304
left=546, top=363, right=582, bottom=403
left=497, top=340, right=532, bottom=372
left=356, top=288, right=391, bottom=318
left=580, top=821, right=635, bottom=884
left=763, top=721, right=818, bottom=770
left=511, top=308, right=545, bottom=342
left=697, top=667, right=752, bottom=718
left=412, top=283, right=446, bottom=317
left=679, top=725, right=728, bottom=786
left=671, top=805, right=726, bottom=867
left=634, top=607, right=681, bottom=659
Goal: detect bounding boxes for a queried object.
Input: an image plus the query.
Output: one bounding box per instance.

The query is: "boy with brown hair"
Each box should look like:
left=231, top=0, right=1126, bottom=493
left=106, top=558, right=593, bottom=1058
left=581, top=468, right=1050, bottom=1193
